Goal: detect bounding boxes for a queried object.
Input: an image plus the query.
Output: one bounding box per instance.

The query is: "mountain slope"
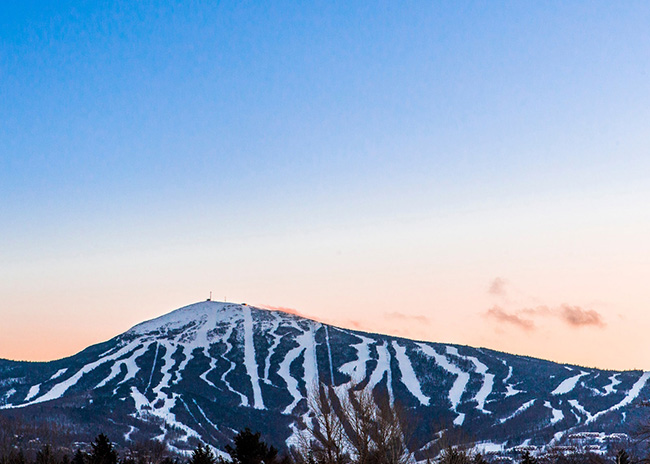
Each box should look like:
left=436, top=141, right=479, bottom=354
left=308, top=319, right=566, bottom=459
left=0, top=301, right=647, bottom=454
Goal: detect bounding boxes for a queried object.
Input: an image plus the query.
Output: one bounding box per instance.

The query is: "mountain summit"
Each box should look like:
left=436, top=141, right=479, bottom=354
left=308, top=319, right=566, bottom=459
left=0, top=301, right=648, bottom=454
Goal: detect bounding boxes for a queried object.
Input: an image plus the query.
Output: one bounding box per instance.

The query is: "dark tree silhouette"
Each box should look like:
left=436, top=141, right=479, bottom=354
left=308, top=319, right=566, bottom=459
left=225, top=429, right=278, bottom=464
left=72, top=449, right=86, bottom=464
left=88, top=434, right=118, bottom=464
left=36, top=445, right=56, bottom=464
left=189, top=445, right=216, bottom=464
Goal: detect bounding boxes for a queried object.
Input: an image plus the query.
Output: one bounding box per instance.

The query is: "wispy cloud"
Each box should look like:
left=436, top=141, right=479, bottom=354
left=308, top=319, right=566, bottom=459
left=484, top=304, right=605, bottom=331
left=258, top=304, right=304, bottom=317
left=384, top=312, right=430, bottom=324
left=485, top=306, right=535, bottom=331
left=488, top=277, right=507, bottom=296
left=560, top=305, right=605, bottom=327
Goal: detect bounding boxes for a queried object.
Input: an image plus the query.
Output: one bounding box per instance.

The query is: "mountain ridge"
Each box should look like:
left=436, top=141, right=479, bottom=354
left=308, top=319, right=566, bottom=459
left=0, top=301, right=647, bottom=456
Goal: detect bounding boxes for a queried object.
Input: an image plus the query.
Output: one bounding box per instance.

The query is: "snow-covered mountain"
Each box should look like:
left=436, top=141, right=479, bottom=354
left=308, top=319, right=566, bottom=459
left=0, top=301, right=648, bottom=454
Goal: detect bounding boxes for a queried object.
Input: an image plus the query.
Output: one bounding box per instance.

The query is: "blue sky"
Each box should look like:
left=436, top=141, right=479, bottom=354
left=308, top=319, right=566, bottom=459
left=2, top=1, right=650, bottom=366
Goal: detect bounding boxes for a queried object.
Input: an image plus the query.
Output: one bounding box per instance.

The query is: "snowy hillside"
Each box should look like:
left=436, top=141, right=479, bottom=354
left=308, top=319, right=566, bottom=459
left=0, top=301, right=648, bottom=454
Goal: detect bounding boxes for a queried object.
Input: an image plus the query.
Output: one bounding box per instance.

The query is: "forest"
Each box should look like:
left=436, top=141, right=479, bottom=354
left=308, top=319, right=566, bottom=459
left=0, top=386, right=646, bottom=464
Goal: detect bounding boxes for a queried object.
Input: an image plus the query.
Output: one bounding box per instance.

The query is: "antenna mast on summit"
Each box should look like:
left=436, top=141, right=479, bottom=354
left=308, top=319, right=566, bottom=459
left=208, top=291, right=212, bottom=301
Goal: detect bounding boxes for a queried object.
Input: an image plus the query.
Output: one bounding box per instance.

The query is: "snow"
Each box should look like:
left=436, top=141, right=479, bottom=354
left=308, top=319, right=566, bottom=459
left=127, top=301, right=235, bottom=336
left=392, top=341, right=430, bottom=406
left=474, top=442, right=504, bottom=453
left=124, top=425, right=136, bottom=442
left=505, top=385, right=522, bottom=397
left=298, top=327, right=319, bottom=400
left=49, top=368, right=67, bottom=380
left=544, top=401, right=564, bottom=425
left=242, top=305, right=265, bottom=409
left=262, top=315, right=283, bottom=383
left=368, top=342, right=394, bottom=403
left=96, top=343, right=150, bottom=389
left=457, top=352, right=494, bottom=413
left=24, top=384, right=41, bottom=402
left=500, top=399, right=535, bottom=424
left=2, top=389, right=16, bottom=404
left=118, top=344, right=149, bottom=385
left=552, top=371, right=588, bottom=395
left=586, top=371, right=650, bottom=424
left=325, top=325, right=335, bottom=385
left=454, top=413, right=466, bottom=426
left=193, top=398, right=220, bottom=433
left=569, top=399, right=593, bottom=422
left=278, top=339, right=306, bottom=414
left=419, top=344, right=468, bottom=410
left=501, top=363, right=523, bottom=397
left=219, top=325, right=249, bottom=406
left=146, top=342, right=160, bottom=392
left=602, top=374, right=621, bottom=395
left=338, top=332, right=372, bottom=383
left=3, top=342, right=139, bottom=409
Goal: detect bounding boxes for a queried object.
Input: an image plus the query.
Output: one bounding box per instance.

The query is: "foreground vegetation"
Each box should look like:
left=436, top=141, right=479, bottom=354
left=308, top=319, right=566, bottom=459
left=1, top=386, right=646, bottom=464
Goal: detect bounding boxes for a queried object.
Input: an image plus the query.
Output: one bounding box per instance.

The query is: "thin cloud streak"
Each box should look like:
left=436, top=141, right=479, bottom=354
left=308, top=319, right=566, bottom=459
left=259, top=304, right=305, bottom=317
left=384, top=312, right=431, bottom=324
left=484, top=305, right=606, bottom=331
left=485, top=306, right=535, bottom=331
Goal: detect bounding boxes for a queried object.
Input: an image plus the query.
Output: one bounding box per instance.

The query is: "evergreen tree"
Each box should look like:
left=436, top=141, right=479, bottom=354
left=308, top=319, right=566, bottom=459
left=188, top=445, right=216, bottom=464
left=225, top=429, right=278, bottom=464
left=72, top=449, right=86, bottom=464
left=88, top=434, right=118, bottom=464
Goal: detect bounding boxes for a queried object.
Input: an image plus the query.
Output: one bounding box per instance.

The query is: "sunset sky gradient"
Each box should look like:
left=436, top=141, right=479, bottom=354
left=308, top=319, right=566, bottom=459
left=2, top=1, right=650, bottom=369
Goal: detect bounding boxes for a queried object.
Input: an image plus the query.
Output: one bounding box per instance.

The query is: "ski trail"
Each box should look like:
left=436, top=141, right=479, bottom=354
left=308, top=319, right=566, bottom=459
left=392, top=341, right=429, bottom=405
left=24, top=384, right=40, bottom=402
left=278, top=341, right=305, bottom=414
left=501, top=361, right=522, bottom=397
left=146, top=342, right=160, bottom=393
left=338, top=331, right=372, bottom=384
left=602, top=374, right=621, bottom=395
left=552, top=371, right=588, bottom=395
left=198, top=307, right=219, bottom=389
left=325, top=325, right=335, bottom=385
left=152, top=341, right=176, bottom=402
left=299, top=326, right=319, bottom=400
left=95, top=343, right=149, bottom=388
left=419, top=343, right=469, bottom=412
left=569, top=399, right=593, bottom=422
left=500, top=399, right=536, bottom=424
left=243, top=305, right=265, bottom=409
left=49, top=368, right=67, bottom=381
left=4, top=342, right=138, bottom=409
left=545, top=400, right=564, bottom=425
left=367, top=342, right=394, bottom=403
left=118, top=344, right=150, bottom=385
left=586, top=371, right=650, bottom=424
left=463, top=353, right=494, bottom=413
left=263, top=315, right=282, bottom=383
left=220, top=325, right=249, bottom=407
left=193, top=398, right=220, bottom=432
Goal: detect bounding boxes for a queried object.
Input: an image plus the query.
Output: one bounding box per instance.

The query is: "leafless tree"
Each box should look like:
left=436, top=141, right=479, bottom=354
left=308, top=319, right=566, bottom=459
left=295, top=384, right=413, bottom=464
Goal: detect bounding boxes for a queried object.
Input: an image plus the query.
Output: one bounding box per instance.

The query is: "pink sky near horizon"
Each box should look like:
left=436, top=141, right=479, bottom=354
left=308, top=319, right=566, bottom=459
left=3, top=191, right=649, bottom=371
